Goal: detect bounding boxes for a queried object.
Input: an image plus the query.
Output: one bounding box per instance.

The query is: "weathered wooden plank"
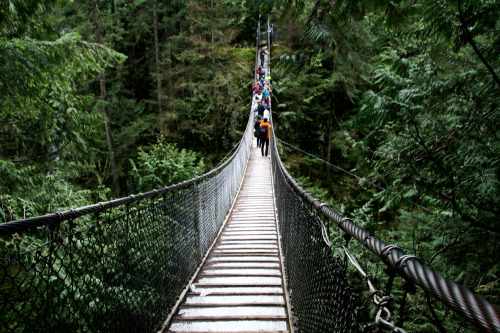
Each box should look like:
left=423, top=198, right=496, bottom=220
left=164, top=135, right=292, bottom=333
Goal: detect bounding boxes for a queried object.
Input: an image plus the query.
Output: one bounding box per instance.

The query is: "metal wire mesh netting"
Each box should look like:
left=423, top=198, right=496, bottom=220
left=269, top=118, right=500, bottom=332
left=0, top=114, right=253, bottom=332
left=270, top=133, right=360, bottom=332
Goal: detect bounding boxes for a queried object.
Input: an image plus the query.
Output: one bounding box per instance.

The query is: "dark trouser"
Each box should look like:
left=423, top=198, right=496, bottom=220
left=256, top=136, right=261, bottom=148
left=261, top=138, right=269, bottom=156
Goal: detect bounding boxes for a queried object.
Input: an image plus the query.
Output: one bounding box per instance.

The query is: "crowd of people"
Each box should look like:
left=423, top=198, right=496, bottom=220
left=252, top=50, right=272, bottom=157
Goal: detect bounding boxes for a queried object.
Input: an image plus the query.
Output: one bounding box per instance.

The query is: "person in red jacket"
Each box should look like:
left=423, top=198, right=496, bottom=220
left=260, top=118, right=271, bottom=157
left=256, top=66, right=262, bottom=79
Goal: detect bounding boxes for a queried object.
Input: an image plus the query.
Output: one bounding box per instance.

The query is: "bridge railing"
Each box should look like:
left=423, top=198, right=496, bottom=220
left=269, top=118, right=361, bottom=332
left=269, top=116, right=500, bottom=332
left=0, top=112, right=254, bottom=332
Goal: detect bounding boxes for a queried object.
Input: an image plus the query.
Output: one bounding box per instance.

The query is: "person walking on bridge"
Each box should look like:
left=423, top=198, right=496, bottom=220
left=253, top=80, right=260, bottom=95
left=254, top=100, right=265, bottom=118
left=260, top=118, right=271, bottom=157
left=262, top=85, right=271, bottom=100
left=254, top=115, right=262, bottom=148
left=256, top=65, right=262, bottom=80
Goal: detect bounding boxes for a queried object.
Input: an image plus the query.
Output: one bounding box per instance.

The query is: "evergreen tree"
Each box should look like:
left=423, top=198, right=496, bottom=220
left=0, top=0, right=123, bottom=221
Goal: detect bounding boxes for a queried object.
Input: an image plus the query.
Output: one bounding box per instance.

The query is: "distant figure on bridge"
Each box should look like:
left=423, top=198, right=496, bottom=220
left=256, top=65, right=262, bottom=80
left=262, top=85, right=271, bottom=100
left=260, top=50, right=265, bottom=67
left=260, top=118, right=271, bottom=157
left=262, top=98, right=269, bottom=110
left=254, top=115, right=262, bottom=148
left=253, top=80, right=260, bottom=95
left=254, top=100, right=265, bottom=118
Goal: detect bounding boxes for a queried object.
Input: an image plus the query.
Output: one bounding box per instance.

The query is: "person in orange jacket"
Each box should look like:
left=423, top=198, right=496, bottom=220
left=260, top=118, right=271, bottom=157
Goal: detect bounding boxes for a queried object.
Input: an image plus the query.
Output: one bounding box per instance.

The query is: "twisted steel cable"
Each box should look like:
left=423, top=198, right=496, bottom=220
left=0, top=131, right=246, bottom=237
left=272, top=134, right=500, bottom=333
left=1, top=109, right=255, bottom=332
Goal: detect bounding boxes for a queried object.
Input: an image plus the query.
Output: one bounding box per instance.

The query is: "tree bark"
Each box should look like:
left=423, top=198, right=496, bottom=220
left=167, top=43, right=172, bottom=100
left=327, top=80, right=336, bottom=183
left=210, top=0, right=215, bottom=76
left=152, top=0, right=162, bottom=113
left=327, top=106, right=334, bottom=184
left=93, top=0, right=120, bottom=195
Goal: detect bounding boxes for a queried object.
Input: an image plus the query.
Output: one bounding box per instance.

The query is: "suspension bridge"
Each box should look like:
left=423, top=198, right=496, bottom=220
left=1, top=27, right=499, bottom=333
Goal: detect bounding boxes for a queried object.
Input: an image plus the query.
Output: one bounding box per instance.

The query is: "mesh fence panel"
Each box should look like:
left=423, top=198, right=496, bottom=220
left=271, top=132, right=361, bottom=332
left=0, top=113, right=252, bottom=332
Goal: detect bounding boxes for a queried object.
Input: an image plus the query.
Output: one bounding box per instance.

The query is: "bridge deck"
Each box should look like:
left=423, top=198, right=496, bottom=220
left=167, top=145, right=291, bottom=332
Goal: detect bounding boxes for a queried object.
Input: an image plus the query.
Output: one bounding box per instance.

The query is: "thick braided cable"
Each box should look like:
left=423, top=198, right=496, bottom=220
left=274, top=139, right=500, bottom=333
left=0, top=132, right=246, bottom=236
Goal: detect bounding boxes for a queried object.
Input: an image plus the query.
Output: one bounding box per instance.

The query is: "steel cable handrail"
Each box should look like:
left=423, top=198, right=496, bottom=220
left=0, top=108, right=255, bottom=332
left=270, top=123, right=500, bottom=332
left=0, top=123, right=249, bottom=237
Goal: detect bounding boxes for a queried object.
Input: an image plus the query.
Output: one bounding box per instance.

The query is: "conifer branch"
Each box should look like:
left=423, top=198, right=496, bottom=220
left=457, top=0, right=500, bottom=88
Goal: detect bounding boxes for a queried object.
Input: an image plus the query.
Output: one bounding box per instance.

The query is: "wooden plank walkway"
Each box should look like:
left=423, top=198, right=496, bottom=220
left=166, top=143, right=291, bottom=332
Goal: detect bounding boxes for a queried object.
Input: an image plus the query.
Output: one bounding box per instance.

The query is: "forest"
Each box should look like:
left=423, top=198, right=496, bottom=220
left=0, top=0, right=498, bottom=332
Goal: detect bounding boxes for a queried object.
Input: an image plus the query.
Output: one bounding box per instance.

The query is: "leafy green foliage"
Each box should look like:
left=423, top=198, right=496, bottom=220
left=130, top=137, right=205, bottom=192
left=271, top=0, right=499, bottom=331
left=0, top=0, right=125, bottom=222
left=0, top=160, right=110, bottom=223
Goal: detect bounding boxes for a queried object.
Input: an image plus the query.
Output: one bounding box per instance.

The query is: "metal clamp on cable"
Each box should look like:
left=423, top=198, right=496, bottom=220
left=128, top=194, right=136, bottom=204
left=396, top=255, right=420, bottom=273
left=363, top=234, right=371, bottom=246
left=381, top=244, right=402, bottom=269
left=315, top=203, right=328, bottom=220
left=317, top=203, right=327, bottom=211
left=339, top=217, right=351, bottom=226
left=55, top=211, right=63, bottom=222
left=382, top=245, right=402, bottom=258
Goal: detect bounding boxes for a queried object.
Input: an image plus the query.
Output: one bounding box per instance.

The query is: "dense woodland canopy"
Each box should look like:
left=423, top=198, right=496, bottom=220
left=0, top=0, right=498, bottom=331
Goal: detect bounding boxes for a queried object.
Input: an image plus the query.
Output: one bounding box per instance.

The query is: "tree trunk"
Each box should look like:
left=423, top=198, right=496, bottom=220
left=152, top=0, right=162, bottom=113
left=210, top=0, right=215, bottom=76
left=327, top=85, right=335, bottom=184
left=167, top=43, right=172, bottom=100
left=210, top=0, right=217, bottom=156
left=93, top=0, right=120, bottom=195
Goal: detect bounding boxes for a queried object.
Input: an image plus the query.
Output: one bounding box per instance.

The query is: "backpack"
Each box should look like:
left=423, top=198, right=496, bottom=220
left=260, top=124, right=268, bottom=138
left=254, top=121, right=261, bottom=137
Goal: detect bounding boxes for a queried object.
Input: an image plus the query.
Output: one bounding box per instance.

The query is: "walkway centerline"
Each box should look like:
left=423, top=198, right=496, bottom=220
left=165, top=144, right=291, bottom=333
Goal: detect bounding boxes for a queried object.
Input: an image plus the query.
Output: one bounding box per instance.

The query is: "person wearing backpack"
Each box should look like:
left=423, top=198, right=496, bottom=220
left=260, top=118, right=271, bottom=157
left=255, top=100, right=265, bottom=118
left=256, top=66, right=262, bottom=80
left=254, top=115, right=263, bottom=148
